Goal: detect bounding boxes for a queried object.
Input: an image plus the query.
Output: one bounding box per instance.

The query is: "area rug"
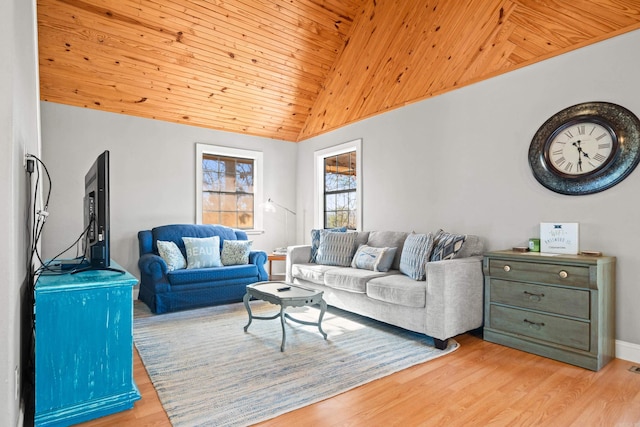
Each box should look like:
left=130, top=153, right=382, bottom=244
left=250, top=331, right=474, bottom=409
left=133, top=301, right=458, bottom=427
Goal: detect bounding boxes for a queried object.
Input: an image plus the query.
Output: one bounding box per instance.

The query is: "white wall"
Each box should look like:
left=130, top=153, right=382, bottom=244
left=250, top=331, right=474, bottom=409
left=1, top=0, right=41, bottom=425
left=296, top=30, right=640, bottom=348
left=40, top=104, right=298, bottom=277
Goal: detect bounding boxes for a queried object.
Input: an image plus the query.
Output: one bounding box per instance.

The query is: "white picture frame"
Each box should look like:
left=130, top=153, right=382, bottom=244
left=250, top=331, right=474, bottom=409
left=540, top=222, right=579, bottom=254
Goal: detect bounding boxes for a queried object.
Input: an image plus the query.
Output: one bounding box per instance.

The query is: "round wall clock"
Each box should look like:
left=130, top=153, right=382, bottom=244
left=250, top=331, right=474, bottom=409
left=528, top=101, right=640, bottom=195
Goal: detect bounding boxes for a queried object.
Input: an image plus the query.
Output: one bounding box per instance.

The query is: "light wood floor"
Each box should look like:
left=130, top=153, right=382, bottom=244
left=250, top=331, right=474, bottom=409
left=78, top=334, right=640, bottom=426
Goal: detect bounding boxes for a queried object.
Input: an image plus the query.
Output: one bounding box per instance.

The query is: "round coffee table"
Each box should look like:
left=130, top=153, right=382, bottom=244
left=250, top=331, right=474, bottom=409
left=243, top=281, right=327, bottom=352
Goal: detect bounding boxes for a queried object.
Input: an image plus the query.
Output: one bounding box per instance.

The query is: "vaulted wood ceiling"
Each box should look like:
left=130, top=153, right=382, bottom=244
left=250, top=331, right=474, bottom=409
left=37, top=0, right=640, bottom=142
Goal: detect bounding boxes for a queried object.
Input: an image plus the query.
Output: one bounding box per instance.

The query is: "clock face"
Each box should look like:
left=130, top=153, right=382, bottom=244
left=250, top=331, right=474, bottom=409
left=528, top=102, right=640, bottom=195
left=546, top=120, right=616, bottom=177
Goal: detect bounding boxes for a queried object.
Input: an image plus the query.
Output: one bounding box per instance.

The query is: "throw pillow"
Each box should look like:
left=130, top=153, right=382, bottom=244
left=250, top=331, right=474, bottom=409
left=316, top=230, right=357, bottom=267
left=430, top=231, right=467, bottom=261
left=399, top=233, right=435, bottom=280
left=157, top=240, right=186, bottom=271
left=182, top=236, right=222, bottom=269
left=221, top=240, right=253, bottom=265
left=351, top=245, right=398, bottom=272
left=310, top=227, right=347, bottom=263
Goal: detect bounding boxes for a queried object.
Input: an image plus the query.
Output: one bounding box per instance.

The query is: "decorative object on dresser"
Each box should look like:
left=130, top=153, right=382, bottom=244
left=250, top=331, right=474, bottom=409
left=528, top=101, right=640, bottom=195
left=540, top=222, right=579, bottom=254
left=483, top=250, right=615, bottom=371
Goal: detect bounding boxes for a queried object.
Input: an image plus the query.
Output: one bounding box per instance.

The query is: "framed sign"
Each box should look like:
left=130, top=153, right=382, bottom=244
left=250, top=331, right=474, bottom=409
left=540, top=223, right=579, bottom=254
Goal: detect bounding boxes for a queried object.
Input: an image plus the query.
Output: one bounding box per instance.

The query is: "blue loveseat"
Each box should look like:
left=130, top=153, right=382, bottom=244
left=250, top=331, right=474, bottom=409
left=138, top=224, right=268, bottom=313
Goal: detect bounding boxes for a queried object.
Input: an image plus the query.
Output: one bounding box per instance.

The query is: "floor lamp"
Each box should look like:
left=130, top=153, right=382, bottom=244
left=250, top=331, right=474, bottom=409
left=264, top=198, right=296, bottom=254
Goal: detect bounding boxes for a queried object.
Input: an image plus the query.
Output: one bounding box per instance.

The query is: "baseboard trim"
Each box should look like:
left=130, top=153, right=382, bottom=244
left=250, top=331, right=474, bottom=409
left=616, top=339, right=640, bottom=364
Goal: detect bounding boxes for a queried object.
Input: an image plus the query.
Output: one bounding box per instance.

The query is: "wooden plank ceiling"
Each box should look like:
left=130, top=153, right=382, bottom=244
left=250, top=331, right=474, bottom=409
left=38, top=0, right=640, bottom=142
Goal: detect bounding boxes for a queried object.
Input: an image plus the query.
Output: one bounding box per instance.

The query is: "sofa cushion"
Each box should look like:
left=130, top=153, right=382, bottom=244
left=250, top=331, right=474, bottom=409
left=366, top=274, right=427, bottom=308
left=152, top=224, right=239, bottom=255
left=430, top=230, right=467, bottom=261
left=454, top=234, right=484, bottom=258
left=399, top=233, right=435, bottom=280
left=167, top=264, right=257, bottom=286
left=291, top=263, right=342, bottom=285
left=157, top=240, right=186, bottom=271
left=182, top=236, right=223, bottom=269
left=366, top=231, right=408, bottom=270
left=324, top=267, right=398, bottom=293
left=221, top=240, right=252, bottom=265
left=309, top=227, right=347, bottom=262
left=351, top=245, right=397, bottom=272
left=316, top=230, right=357, bottom=266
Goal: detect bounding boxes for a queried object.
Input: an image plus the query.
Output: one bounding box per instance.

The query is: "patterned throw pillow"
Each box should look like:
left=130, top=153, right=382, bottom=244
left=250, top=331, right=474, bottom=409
left=316, top=230, right=357, bottom=267
left=430, top=231, right=467, bottom=261
left=182, top=236, right=222, bottom=269
left=157, top=240, right=186, bottom=271
left=399, top=233, right=435, bottom=280
left=221, top=240, right=253, bottom=266
left=351, top=245, right=397, bottom=272
left=310, top=227, right=347, bottom=263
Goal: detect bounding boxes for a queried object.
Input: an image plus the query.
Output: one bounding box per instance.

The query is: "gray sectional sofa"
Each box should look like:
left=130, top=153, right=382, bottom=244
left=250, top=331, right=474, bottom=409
left=285, top=230, right=484, bottom=349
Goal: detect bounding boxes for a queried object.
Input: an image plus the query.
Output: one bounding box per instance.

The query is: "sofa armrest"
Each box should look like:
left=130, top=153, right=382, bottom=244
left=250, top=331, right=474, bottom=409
left=249, top=250, right=269, bottom=281
left=423, top=255, right=484, bottom=340
left=138, top=253, right=168, bottom=280
left=138, top=230, right=153, bottom=257
left=286, top=245, right=311, bottom=282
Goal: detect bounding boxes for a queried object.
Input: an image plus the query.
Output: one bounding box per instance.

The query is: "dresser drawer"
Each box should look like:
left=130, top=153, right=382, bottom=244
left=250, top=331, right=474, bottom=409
left=489, top=279, right=590, bottom=319
left=490, top=305, right=590, bottom=351
left=488, top=259, right=591, bottom=288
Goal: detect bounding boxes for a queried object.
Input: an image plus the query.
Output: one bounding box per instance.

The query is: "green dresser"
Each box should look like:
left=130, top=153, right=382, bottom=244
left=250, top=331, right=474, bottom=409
left=483, top=250, right=615, bottom=371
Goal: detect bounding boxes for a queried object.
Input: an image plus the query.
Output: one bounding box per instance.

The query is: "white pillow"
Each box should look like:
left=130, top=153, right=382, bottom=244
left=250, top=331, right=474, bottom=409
left=157, top=240, right=186, bottom=271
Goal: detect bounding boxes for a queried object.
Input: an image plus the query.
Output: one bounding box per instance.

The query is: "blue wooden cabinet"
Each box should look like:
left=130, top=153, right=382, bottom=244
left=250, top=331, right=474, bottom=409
left=34, top=262, right=141, bottom=426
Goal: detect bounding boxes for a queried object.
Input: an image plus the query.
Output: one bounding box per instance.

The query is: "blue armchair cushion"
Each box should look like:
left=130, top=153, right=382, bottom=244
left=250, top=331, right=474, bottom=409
left=221, top=240, right=252, bottom=265
left=157, top=240, right=186, bottom=271
left=183, top=236, right=222, bottom=268
left=168, top=264, right=258, bottom=286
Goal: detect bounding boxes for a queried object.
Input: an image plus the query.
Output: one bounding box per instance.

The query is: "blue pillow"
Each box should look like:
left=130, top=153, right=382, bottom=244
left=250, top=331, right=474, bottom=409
left=351, top=245, right=397, bottom=272
left=316, top=230, right=357, bottom=267
left=310, top=227, right=347, bottom=262
left=221, top=240, right=253, bottom=265
left=399, top=233, right=434, bottom=280
left=182, top=236, right=222, bottom=269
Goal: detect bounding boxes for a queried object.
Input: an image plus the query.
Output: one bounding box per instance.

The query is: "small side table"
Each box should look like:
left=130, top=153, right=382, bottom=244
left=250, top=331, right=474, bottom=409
left=243, top=281, right=327, bottom=351
left=267, top=253, right=286, bottom=280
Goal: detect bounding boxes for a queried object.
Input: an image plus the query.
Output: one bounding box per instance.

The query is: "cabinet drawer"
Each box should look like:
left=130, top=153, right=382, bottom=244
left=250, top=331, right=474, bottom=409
left=489, top=279, right=590, bottom=319
left=488, top=259, right=590, bottom=288
left=490, top=305, right=590, bottom=351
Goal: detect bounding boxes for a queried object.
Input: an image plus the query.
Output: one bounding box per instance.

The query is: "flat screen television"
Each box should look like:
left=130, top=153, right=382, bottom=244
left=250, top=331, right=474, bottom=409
left=83, top=150, right=110, bottom=269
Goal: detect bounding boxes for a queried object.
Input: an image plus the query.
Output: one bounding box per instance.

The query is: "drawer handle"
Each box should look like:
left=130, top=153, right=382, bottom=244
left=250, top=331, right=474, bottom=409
left=524, top=319, right=545, bottom=330
left=559, top=270, right=568, bottom=279
left=503, top=265, right=511, bottom=272
left=523, top=291, right=544, bottom=302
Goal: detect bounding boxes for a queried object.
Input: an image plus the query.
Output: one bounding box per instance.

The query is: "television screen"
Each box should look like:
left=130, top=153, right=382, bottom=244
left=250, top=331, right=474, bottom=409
left=83, top=150, right=110, bottom=268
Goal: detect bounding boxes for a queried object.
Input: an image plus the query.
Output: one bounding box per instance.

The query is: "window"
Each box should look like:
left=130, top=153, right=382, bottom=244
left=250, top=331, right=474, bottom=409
left=314, top=139, right=362, bottom=230
left=196, top=144, right=264, bottom=232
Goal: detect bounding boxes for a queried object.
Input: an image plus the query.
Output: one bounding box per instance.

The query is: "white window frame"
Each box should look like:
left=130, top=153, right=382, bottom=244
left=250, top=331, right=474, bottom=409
left=195, top=143, right=264, bottom=234
left=314, top=139, right=363, bottom=230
